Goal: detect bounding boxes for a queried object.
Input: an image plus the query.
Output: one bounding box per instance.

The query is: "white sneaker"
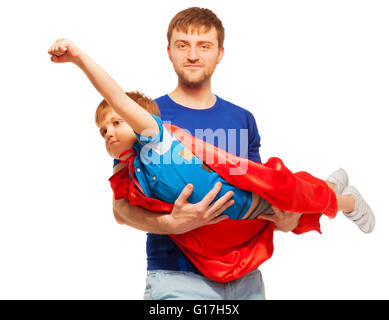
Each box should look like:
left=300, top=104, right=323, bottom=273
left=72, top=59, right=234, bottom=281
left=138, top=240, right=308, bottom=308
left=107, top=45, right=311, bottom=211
left=327, top=168, right=349, bottom=194
left=342, top=186, right=375, bottom=233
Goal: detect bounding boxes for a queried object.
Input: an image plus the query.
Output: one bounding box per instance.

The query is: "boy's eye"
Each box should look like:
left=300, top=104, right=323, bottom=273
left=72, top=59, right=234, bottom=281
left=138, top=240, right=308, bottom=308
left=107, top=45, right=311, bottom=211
left=101, top=129, right=107, bottom=137
left=113, top=120, right=121, bottom=126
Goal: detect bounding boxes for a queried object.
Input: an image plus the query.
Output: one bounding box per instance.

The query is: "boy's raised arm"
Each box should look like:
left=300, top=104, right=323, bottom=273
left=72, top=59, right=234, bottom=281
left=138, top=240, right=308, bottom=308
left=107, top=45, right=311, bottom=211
left=48, top=38, right=159, bottom=137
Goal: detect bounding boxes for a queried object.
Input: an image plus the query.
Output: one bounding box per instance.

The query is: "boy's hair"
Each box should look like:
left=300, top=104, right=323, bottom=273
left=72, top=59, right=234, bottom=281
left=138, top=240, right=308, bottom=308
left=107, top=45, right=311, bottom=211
left=167, top=7, right=225, bottom=48
left=95, top=91, right=160, bottom=127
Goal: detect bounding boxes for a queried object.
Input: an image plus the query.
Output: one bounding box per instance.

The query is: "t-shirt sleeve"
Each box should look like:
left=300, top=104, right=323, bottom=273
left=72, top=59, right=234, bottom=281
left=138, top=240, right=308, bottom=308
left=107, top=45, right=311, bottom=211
left=247, top=112, right=262, bottom=163
left=134, top=114, right=164, bottom=146
left=113, top=115, right=164, bottom=167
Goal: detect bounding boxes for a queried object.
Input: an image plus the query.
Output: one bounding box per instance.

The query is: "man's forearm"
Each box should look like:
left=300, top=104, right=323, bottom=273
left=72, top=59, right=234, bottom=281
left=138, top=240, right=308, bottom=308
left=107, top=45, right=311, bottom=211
left=112, top=173, right=233, bottom=235
left=113, top=198, right=173, bottom=234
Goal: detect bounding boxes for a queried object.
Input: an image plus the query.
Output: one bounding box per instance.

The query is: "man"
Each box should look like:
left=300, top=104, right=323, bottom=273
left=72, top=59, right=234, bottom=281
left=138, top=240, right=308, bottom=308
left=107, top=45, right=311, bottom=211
left=113, top=7, right=301, bottom=300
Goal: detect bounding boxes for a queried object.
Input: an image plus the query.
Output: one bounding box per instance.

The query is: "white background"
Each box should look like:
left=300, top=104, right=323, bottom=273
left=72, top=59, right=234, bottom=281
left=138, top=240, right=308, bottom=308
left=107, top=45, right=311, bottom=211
left=0, top=0, right=388, bottom=299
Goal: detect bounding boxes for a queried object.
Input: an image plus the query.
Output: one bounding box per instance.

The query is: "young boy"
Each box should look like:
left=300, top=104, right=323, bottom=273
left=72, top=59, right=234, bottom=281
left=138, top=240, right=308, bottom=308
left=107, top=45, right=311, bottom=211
left=48, top=38, right=375, bottom=231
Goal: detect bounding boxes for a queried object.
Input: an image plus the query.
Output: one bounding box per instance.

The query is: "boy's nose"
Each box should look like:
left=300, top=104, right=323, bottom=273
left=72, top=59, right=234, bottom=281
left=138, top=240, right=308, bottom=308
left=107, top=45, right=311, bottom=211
left=105, top=127, right=114, bottom=138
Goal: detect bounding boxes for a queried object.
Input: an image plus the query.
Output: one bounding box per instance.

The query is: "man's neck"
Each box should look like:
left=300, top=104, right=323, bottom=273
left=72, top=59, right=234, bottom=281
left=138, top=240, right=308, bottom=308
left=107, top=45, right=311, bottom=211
left=169, top=81, right=216, bottom=110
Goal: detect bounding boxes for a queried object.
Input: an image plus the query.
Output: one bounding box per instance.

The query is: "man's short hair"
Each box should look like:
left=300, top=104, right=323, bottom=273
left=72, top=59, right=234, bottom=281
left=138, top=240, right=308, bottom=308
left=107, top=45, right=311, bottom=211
left=167, top=7, right=225, bottom=48
left=95, top=91, right=160, bottom=127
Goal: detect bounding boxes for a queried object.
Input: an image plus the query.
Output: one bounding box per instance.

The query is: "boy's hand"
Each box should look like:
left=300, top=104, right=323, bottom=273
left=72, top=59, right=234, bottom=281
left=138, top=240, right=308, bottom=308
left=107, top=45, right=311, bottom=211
left=48, top=38, right=83, bottom=64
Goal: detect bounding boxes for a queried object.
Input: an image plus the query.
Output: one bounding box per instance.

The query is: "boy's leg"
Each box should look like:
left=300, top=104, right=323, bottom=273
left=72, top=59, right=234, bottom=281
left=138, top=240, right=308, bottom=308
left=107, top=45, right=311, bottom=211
left=325, top=174, right=356, bottom=213
left=325, top=169, right=375, bottom=233
left=326, top=168, right=349, bottom=195
left=341, top=186, right=375, bottom=233
left=244, top=196, right=274, bottom=219
left=336, top=194, right=356, bottom=213
left=245, top=168, right=348, bottom=220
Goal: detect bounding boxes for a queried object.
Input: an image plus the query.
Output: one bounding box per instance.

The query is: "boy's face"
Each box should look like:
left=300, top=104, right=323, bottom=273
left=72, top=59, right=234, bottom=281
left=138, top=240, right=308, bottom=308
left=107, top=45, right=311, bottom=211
left=168, top=26, right=224, bottom=87
left=99, top=110, right=137, bottom=159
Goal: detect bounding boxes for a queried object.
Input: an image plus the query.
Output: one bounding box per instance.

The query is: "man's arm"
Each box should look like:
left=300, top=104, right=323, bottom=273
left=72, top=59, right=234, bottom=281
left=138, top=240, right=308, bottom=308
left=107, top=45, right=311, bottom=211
left=113, top=182, right=235, bottom=235
left=48, top=38, right=159, bottom=137
left=112, top=198, right=172, bottom=234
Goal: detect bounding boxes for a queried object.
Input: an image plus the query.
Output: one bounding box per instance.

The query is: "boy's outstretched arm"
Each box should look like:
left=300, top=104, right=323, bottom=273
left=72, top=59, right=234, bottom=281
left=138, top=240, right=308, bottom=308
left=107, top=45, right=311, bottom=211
left=48, top=38, right=159, bottom=137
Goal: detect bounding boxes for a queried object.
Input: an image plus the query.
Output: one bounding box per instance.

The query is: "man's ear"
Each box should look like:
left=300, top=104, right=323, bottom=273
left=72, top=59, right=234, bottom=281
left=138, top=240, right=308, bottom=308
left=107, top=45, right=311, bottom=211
left=217, top=47, right=224, bottom=64
left=167, top=45, right=173, bottom=62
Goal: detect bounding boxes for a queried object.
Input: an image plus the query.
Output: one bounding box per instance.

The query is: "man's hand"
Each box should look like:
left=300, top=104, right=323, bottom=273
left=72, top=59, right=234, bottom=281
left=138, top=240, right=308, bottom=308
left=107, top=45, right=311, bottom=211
left=165, top=182, right=234, bottom=234
left=48, top=38, right=84, bottom=64
left=258, top=206, right=302, bottom=232
left=112, top=181, right=234, bottom=235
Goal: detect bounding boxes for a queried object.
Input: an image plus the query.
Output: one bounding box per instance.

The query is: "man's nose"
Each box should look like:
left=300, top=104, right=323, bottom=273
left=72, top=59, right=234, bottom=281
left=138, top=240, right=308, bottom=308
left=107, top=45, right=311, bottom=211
left=187, top=46, right=200, bottom=62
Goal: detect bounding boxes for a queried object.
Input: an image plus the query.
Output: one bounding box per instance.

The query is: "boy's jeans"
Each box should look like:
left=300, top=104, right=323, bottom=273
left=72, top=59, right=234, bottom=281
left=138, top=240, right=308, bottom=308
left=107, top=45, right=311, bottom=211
left=143, top=269, right=265, bottom=300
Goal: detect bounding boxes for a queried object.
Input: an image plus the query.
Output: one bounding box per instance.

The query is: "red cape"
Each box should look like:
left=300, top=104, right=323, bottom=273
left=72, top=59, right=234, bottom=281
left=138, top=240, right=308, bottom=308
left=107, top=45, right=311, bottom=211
left=109, top=124, right=337, bottom=282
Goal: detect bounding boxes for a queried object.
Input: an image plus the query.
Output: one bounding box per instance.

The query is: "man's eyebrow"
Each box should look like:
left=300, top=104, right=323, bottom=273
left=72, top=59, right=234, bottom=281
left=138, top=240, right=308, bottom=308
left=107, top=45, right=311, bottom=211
left=198, top=41, right=214, bottom=47
left=174, top=39, right=190, bottom=44
left=174, top=40, right=214, bottom=45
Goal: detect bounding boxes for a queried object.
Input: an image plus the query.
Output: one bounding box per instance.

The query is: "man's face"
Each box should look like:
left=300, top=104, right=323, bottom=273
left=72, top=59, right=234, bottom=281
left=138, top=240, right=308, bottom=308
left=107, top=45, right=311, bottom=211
left=168, top=26, right=224, bottom=87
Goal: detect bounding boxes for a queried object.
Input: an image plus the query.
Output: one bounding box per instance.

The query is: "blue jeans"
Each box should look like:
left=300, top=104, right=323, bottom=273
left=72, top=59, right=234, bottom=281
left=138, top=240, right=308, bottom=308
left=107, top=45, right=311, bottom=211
left=143, top=269, right=265, bottom=300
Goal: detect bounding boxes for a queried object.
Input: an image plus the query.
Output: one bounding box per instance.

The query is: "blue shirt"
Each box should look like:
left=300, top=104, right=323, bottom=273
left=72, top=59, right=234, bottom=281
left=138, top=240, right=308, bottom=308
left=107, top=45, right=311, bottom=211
left=132, top=114, right=253, bottom=220
left=146, top=95, right=261, bottom=274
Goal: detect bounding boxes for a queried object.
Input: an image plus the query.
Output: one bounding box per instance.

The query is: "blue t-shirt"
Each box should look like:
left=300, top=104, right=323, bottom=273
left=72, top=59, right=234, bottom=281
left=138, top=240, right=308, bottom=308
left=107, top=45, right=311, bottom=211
left=146, top=94, right=261, bottom=274
left=131, top=114, right=253, bottom=220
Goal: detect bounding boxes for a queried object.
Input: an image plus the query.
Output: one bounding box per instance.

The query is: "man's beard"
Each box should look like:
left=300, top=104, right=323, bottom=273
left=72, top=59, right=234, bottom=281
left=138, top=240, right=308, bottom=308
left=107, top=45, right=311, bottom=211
left=175, top=68, right=212, bottom=88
